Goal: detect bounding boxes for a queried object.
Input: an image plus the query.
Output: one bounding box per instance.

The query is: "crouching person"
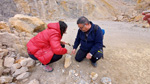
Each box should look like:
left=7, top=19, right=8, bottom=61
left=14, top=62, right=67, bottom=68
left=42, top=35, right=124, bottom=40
left=72, top=16, right=103, bottom=67
left=27, top=21, right=68, bottom=72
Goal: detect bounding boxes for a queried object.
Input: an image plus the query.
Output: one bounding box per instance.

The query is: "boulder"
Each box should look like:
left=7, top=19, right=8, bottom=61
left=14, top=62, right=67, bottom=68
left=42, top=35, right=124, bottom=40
left=0, top=67, right=4, bottom=76
left=12, top=67, right=28, bottom=77
left=16, top=72, right=30, bottom=80
left=3, top=68, right=11, bottom=74
left=0, top=21, right=11, bottom=32
left=12, top=44, right=27, bottom=57
left=4, top=57, right=15, bottom=67
left=9, top=14, right=46, bottom=33
left=11, top=63, right=21, bottom=73
left=0, top=59, right=3, bottom=67
left=20, top=58, right=35, bottom=67
left=0, top=58, right=4, bottom=76
left=2, top=49, right=9, bottom=57
left=0, top=32, right=20, bottom=48
left=0, top=51, right=4, bottom=59
left=0, top=76, right=13, bottom=83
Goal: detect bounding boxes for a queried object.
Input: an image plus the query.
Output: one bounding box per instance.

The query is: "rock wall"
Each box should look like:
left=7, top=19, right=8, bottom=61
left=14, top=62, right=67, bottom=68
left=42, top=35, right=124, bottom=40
left=0, top=0, right=150, bottom=22
left=0, top=0, right=145, bottom=21
left=0, top=15, right=44, bottom=83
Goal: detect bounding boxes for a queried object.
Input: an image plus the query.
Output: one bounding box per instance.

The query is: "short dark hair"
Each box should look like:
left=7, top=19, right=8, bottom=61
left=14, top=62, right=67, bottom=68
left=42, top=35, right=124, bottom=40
left=77, top=16, right=90, bottom=24
left=59, top=21, right=67, bottom=36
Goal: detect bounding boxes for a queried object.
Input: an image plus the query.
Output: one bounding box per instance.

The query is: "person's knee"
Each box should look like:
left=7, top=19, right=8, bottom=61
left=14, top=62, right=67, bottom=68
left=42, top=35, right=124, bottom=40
left=75, top=57, right=82, bottom=62
left=58, top=55, right=63, bottom=59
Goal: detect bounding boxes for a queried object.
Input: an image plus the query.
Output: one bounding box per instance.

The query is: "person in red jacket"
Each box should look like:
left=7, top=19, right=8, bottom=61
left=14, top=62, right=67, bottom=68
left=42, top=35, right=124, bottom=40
left=142, top=10, right=150, bottom=24
left=27, top=21, right=68, bottom=72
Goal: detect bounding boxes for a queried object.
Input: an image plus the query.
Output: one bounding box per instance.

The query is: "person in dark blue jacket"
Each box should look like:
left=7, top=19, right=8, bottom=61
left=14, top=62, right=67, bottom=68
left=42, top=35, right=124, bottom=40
left=71, top=16, right=103, bottom=67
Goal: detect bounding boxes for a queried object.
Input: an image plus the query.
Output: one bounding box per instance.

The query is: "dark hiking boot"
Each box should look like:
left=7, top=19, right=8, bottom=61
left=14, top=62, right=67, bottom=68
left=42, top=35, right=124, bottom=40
left=91, top=62, right=97, bottom=67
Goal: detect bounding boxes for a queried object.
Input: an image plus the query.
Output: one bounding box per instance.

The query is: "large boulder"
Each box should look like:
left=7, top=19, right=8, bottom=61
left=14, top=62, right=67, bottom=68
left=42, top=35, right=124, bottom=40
left=9, top=14, right=46, bottom=33
left=0, top=21, right=11, bottom=32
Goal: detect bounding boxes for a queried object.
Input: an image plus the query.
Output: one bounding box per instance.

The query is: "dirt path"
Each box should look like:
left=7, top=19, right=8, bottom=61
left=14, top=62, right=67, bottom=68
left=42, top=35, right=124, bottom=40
left=21, top=21, right=150, bottom=84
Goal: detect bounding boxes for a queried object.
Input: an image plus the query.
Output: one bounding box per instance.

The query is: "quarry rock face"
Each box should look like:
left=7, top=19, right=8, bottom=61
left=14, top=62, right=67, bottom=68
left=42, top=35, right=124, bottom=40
left=1, top=0, right=149, bottom=21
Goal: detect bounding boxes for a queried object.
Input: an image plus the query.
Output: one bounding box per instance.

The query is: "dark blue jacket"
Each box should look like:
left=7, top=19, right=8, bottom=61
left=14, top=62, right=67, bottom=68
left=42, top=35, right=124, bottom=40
left=73, top=22, right=103, bottom=55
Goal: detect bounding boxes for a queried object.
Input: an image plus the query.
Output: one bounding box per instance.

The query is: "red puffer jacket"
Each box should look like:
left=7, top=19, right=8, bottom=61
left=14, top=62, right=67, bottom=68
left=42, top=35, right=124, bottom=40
left=26, top=22, right=67, bottom=65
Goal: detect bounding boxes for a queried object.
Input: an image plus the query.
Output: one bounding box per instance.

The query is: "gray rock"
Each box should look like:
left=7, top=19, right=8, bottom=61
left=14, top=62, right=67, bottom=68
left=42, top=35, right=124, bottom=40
left=12, top=67, right=28, bottom=77
left=0, top=59, right=3, bottom=67
left=20, top=58, right=35, bottom=67
left=16, top=72, right=30, bottom=80
left=2, top=49, right=9, bottom=57
left=0, top=32, right=20, bottom=48
left=11, top=63, right=21, bottom=73
left=4, top=57, right=15, bottom=67
left=3, top=68, right=11, bottom=74
left=0, top=52, right=4, bottom=59
left=0, top=76, right=13, bottom=83
left=0, top=67, right=4, bottom=76
left=101, top=77, right=112, bottom=84
left=90, top=72, right=98, bottom=81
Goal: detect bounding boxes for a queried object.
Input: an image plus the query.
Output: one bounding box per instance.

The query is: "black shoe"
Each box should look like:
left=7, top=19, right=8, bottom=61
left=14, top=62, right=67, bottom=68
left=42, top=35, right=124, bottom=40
left=91, top=62, right=97, bottom=67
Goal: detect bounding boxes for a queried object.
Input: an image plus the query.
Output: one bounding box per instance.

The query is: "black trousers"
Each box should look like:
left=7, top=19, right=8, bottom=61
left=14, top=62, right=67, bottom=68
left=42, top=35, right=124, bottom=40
left=28, top=44, right=65, bottom=65
left=75, top=49, right=103, bottom=63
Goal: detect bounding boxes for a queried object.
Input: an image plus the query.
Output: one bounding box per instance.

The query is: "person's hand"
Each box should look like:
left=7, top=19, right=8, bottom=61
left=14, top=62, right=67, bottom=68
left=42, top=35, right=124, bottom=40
left=86, top=53, right=92, bottom=59
left=71, top=49, right=76, bottom=55
left=142, top=12, right=150, bottom=24
left=60, top=41, right=66, bottom=45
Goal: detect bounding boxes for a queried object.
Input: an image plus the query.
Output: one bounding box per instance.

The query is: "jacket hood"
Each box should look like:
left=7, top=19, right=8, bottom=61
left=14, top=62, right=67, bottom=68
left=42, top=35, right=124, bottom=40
left=47, top=22, right=60, bottom=33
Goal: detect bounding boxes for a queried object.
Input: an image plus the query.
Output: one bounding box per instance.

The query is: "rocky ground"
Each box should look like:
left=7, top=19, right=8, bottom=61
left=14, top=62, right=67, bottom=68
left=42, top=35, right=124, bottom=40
left=16, top=21, right=150, bottom=84
left=0, top=14, right=150, bottom=84
left=0, top=0, right=150, bottom=84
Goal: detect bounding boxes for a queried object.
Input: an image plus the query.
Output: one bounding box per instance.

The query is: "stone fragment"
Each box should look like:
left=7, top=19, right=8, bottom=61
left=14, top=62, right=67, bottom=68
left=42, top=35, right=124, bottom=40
left=90, top=72, right=98, bottom=81
left=0, top=67, right=4, bottom=76
left=4, top=57, right=15, bottom=67
left=11, top=63, right=21, bottom=73
left=28, top=79, right=40, bottom=84
left=12, top=67, right=28, bottom=77
left=0, top=59, right=3, bottom=67
left=64, top=54, right=72, bottom=68
left=101, top=77, right=112, bottom=84
left=16, top=72, right=30, bottom=80
left=0, top=76, right=13, bottom=83
left=3, top=68, right=11, bottom=74
left=20, top=58, right=35, bottom=67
